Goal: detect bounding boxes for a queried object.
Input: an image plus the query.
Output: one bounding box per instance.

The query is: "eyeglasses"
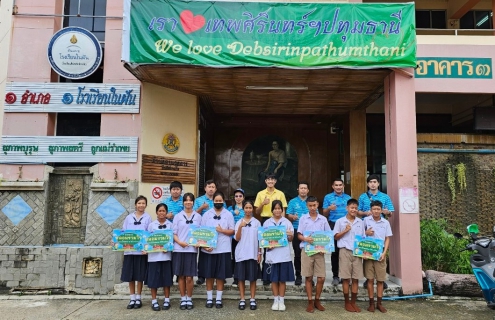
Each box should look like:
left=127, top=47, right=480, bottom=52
left=234, top=195, right=244, bottom=198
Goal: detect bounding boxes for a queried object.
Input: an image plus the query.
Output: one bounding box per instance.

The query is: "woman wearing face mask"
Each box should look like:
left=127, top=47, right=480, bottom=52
left=198, top=191, right=235, bottom=309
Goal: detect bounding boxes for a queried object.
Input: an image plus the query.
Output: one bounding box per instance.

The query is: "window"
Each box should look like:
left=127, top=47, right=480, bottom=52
left=64, top=0, right=107, bottom=42
left=416, top=10, right=447, bottom=29
left=460, top=11, right=493, bottom=29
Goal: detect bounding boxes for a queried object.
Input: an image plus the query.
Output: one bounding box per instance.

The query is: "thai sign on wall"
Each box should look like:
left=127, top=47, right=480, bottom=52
left=0, top=136, right=138, bottom=163
left=48, top=27, right=103, bottom=80
left=4, top=83, right=140, bottom=113
left=141, top=154, right=196, bottom=184
left=415, top=57, right=492, bottom=79
left=123, top=0, right=416, bottom=68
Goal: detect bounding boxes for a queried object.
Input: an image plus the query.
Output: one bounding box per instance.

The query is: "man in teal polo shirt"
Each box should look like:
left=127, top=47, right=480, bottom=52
left=286, top=181, right=310, bottom=286
left=323, top=178, right=351, bottom=286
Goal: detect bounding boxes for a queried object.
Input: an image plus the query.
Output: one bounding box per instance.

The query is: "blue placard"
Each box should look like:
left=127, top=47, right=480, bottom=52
left=257, top=226, right=288, bottom=248
left=187, top=225, right=218, bottom=248
left=143, top=229, right=174, bottom=252
left=303, top=231, right=334, bottom=256
left=353, top=235, right=385, bottom=261
left=111, top=229, right=146, bottom=251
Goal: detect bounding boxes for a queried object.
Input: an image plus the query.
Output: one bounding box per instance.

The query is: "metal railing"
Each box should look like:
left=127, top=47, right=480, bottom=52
left=417, top=28, right=495, bottom=36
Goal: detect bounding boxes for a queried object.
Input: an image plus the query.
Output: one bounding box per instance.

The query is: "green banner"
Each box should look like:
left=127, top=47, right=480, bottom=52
left=415, top=57, right=492, bottom=79
left=129, top=0, right=416, bottom=68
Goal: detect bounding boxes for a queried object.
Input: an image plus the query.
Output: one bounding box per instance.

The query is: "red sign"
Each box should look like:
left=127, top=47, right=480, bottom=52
left=152, top=186, right=163, bottom=200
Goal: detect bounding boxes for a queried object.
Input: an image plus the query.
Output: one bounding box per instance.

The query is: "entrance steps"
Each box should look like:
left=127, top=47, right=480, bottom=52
left=114, top=279, right=401, bottom=299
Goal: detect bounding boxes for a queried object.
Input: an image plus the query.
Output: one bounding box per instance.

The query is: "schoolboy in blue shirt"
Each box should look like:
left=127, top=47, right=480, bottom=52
left=163, top=181, right=183, bottom=222
left=286, top=181, right=310, bottom=286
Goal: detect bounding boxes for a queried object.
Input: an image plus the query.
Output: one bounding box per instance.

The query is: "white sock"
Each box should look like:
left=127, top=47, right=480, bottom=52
left=135, top=294, right=141, bottom=300
left=186, top=295, right=192, bottom=302
left=250, top=298, right=256, bottom=302
left=164, top=297, right=170, bottom=303
left=216, top=291, right=223, bottom=301
left=181, top=296, right=186, bottom=301
left=279, top=297, right=285, bottom=303
left=152, top=299, right=157, bottom=304
left=130, top=294, right=136, bottom=301
left=207, top=290, right=213, bottom=300
left=274, top=296, right=279, bottom=302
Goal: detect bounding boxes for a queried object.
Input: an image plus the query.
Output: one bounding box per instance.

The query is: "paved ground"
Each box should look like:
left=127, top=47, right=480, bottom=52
left=0, top=295, right=493, bottom=320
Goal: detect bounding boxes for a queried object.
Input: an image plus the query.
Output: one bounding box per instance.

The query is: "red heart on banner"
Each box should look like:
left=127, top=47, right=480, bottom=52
left=180, top=10, right=206, bottom=34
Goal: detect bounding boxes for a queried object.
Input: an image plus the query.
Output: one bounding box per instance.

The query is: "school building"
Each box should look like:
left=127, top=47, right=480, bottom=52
left=1, top=0, right=495, bottom=295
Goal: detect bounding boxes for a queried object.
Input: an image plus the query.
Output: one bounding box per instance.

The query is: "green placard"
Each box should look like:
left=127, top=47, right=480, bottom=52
left=415, top=57, right=492, bottom=79
left=128, top=0, right=416, bottom=68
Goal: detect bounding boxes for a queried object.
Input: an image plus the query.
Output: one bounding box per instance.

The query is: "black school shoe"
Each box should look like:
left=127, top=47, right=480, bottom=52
left=196, top=277, right=205, bottom=285
left=216, top=300, right=223, bottom=308
left=179, top=301, right=187, bottom=310
left=250, top=300, right=257, bottom=310
left=127, top=300, right=135, bottom=309
left=134, top=299, right=142, bottom=309
left=151, top=302, right=160, bottom=311
left=206, top=299, right=213, bottom=308
left=163, top=301, right=171, bottom=310
left=295, top=276, right=302, bottom=286
left=238, top=300, right=246, bottom=310
left=186, top=301, right=194, bottom=310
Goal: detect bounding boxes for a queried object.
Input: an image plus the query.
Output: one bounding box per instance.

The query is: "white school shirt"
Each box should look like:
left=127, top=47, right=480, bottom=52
left=122, top=212, right=152, bottom=256
left=172, top=210, right=202, bottom=253
left=147, top=220, right=173, bottom=262
left=263, top=217, right=293, bottom=264
left=234, top=218, right=261, bottom=262
left=334, top=216, right=365, bottom=251
left=296, top=213, right=331, bottom=249
left=200, top=208, right=234, bottom=254
left=363, top=216, right=393, bottom=241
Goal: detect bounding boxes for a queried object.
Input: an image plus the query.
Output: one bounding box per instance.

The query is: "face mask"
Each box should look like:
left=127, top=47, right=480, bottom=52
left=214, top=203, right=223, bottom=209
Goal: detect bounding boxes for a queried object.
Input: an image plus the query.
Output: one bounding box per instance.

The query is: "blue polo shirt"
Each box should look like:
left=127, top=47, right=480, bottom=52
left=358, top=190, right=395, bottom=213
left=323, top=192, right=351, bottom=223
left=227, top=205, right=245, bottom=225
left=163, top=196, right=183, bottom=221
left=193, top=195, right=226, bottom=215
left=286, top=196, right=309, bottom=230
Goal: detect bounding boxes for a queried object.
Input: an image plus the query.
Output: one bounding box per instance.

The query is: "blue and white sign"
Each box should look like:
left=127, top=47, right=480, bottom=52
left=48, top=27, right=102, bottom=80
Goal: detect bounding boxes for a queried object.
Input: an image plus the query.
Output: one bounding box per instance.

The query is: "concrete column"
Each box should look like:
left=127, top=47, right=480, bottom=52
left=384, top=70, right=423, bottom=294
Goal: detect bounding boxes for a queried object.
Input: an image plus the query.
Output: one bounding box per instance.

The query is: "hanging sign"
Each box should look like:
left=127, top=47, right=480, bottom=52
left=125, top=0, right=416, bottom=68
left=48, top=26, right=103, bottom=79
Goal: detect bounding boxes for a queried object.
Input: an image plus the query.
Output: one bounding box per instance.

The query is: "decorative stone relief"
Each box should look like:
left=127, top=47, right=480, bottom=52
left=63, top=179, right=83, bottom=227
left=82, top=257, right=102, bottom=277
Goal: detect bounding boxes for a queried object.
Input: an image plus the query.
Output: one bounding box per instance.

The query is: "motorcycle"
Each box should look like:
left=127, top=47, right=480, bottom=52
left=455, top=224, right=495, bottom=309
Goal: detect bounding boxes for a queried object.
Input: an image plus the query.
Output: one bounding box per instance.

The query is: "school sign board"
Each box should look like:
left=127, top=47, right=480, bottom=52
left=123, top=0, right=416, bottom=69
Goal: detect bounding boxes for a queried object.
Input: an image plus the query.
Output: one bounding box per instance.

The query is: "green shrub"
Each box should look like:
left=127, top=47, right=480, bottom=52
left=420, top=219, right=471, bottom=274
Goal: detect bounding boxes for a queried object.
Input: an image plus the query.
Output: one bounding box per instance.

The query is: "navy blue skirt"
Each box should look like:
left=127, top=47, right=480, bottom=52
left=173, top=252, right=198, bottom=277
left=121, top=255, right=147, bottom=282
left=198, top=251, right=232, bottom=280
left=146, top=261, right=173, bottom=288
left=234, top=259, right=261, bottom=282
left=263, top=261, right=295, bottom=283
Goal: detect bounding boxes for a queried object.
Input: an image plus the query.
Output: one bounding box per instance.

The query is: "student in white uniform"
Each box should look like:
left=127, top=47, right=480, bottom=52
left=198, top=191, right=235, bottom=309
left=262, top=200, right=294, bottom=312
left=234, top=199, right=261, bottom=311
left=172, top=193, right=202, bottom=311
left=146, top=203, right=173, bottom=311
